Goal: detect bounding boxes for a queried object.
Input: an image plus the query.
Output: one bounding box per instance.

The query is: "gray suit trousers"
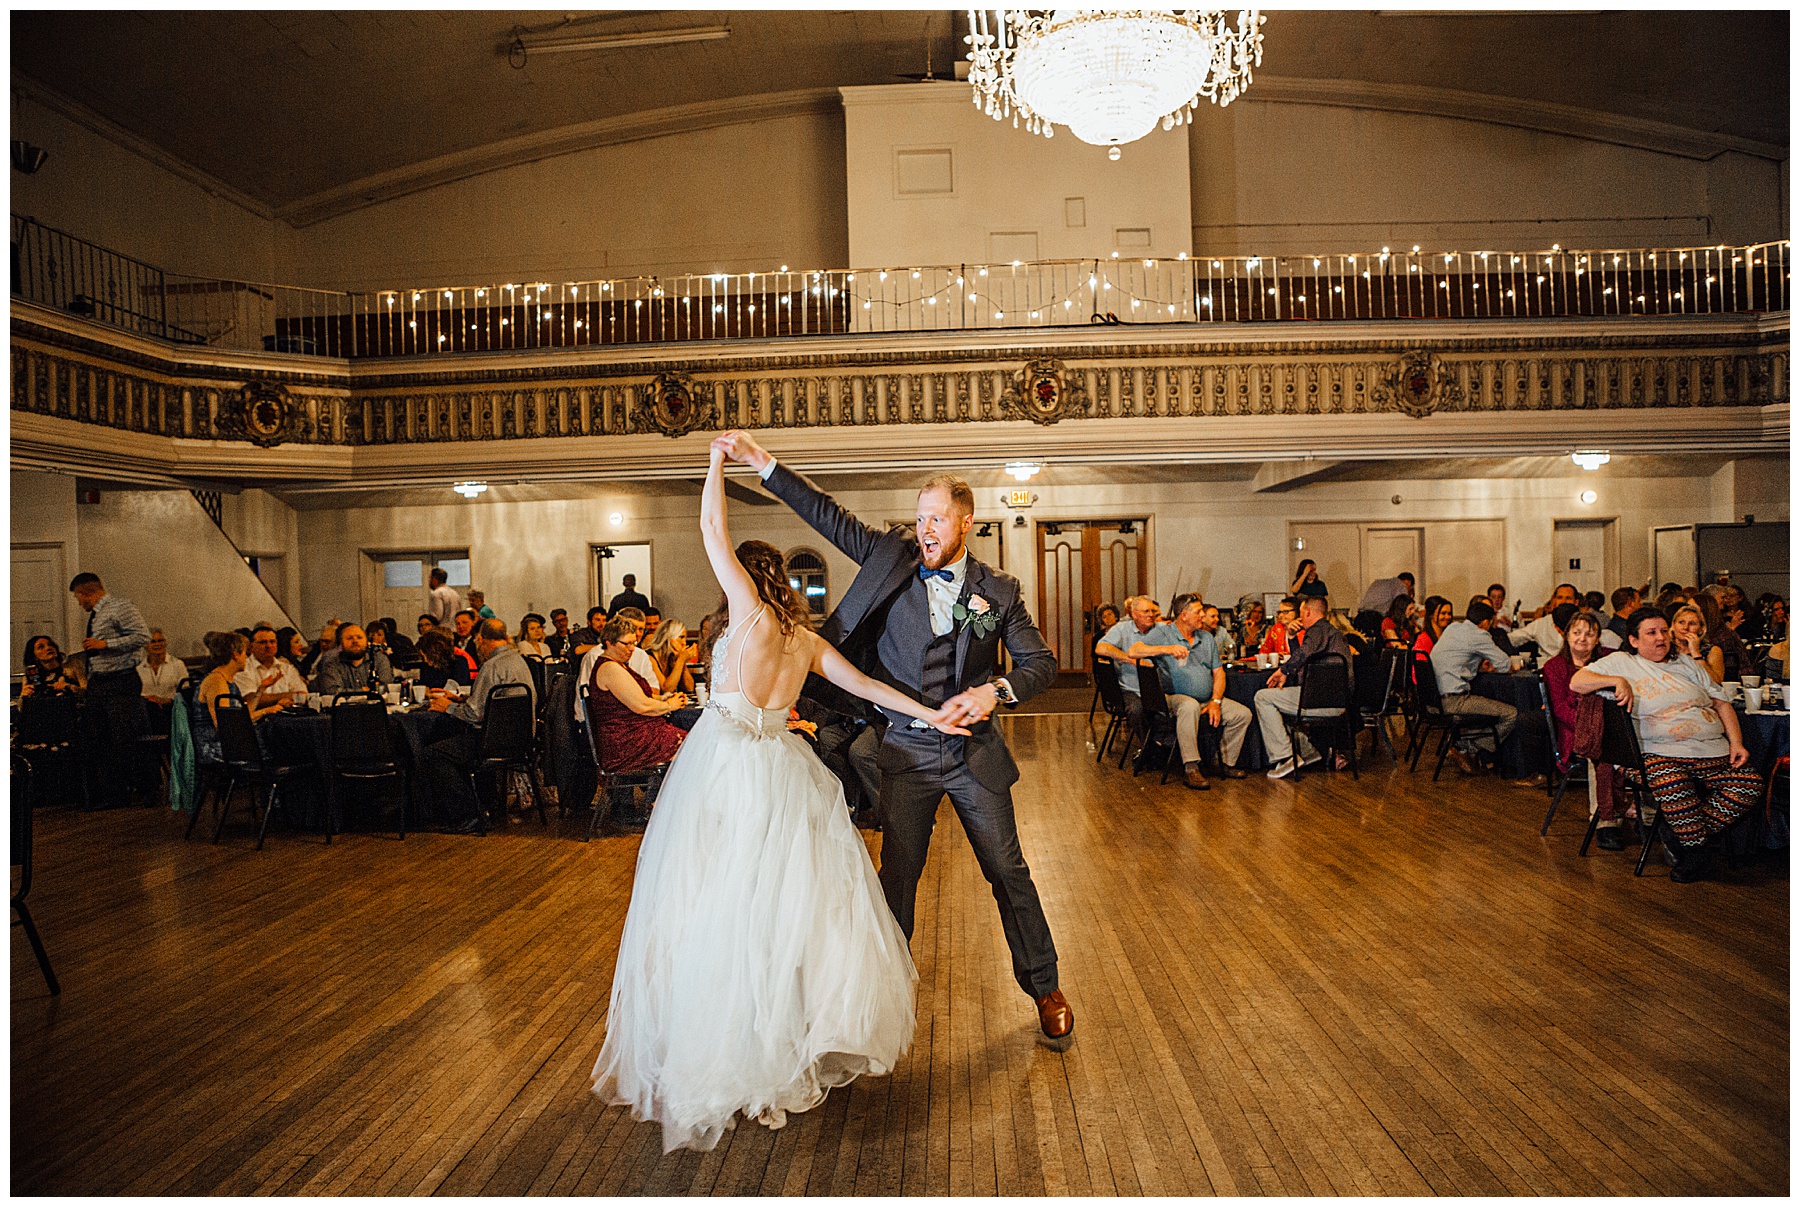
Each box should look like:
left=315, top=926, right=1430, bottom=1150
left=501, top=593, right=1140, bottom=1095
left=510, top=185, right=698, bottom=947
left=879, top=728, right=1059, bottom=998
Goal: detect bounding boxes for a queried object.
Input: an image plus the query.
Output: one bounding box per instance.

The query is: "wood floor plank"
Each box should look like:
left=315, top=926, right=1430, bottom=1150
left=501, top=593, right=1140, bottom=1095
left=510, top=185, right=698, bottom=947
left=12, top=713, right=1788, bottom=1195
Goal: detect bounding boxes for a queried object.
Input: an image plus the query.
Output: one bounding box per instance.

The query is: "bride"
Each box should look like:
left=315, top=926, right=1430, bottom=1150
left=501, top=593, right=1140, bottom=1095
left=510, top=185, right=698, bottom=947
left=590, top=437, right=969, bottom=1153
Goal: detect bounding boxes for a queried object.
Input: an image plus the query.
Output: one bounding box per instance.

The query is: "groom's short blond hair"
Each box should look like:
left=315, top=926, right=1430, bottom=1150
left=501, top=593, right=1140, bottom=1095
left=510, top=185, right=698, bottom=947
left=917, top=473, right=974, bottom=516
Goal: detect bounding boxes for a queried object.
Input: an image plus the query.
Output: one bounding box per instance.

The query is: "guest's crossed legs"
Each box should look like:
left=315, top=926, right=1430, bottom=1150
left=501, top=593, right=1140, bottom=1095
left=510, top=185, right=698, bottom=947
left=878, top=740, right=1058, bottom=999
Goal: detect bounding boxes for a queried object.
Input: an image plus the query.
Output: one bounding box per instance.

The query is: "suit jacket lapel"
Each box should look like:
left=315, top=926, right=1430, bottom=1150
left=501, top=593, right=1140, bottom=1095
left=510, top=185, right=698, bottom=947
left=953, top=559, right=988, bottom=684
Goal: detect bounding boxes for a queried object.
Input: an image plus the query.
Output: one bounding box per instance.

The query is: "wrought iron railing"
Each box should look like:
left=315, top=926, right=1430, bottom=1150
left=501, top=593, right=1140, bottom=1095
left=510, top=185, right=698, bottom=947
left=10, top=215, right=1789, bottom=361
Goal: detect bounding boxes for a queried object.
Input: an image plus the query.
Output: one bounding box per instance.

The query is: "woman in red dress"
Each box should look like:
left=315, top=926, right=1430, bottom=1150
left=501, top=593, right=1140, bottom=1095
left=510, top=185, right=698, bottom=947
left=590, top=615, right=688, bottom=772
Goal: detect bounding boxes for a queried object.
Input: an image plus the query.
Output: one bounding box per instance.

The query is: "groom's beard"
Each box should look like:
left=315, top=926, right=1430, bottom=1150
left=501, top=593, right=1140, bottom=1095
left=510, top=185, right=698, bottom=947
left=918, top=534, right=965, bottom=570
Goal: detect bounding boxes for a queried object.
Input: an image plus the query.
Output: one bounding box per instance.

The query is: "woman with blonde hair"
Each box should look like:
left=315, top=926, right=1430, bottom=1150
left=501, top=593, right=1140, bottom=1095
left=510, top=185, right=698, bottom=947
left=641, top=616, right=698, bottom=695
left=593, top=436, right=970, bottom=1153
left=1669, top=602, right=1725, bottom=685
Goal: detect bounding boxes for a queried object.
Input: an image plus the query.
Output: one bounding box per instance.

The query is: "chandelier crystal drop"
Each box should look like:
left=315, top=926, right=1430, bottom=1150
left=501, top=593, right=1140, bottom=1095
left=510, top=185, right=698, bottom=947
left=965, top=9, right=1264, bottom=150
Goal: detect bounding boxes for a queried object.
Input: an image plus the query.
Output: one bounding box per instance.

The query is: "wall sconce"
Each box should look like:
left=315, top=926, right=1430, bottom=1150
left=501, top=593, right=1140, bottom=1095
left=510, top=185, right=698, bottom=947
left=1005, top=461, right=1042, bottom=481
left=608, top=511, right=625, bottom=526
left=1570, top=451, right=1611, bottom=471
left=1579, top=489, right=1598, bottom=505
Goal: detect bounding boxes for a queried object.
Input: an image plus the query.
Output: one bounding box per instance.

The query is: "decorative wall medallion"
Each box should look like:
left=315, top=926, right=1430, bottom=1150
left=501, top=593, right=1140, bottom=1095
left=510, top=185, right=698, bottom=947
left=635, top=371, right=713, bottom=437
left=1003, top=357, right=1089, bottom=425
left=1374, top=351, right=1464, bottom=419
left=220, top=381, right=295, bottom=446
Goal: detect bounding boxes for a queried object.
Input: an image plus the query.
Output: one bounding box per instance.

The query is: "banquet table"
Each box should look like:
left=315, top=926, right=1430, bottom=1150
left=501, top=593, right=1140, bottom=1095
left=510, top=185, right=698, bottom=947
left=266, top=705, right=466, bottom=832
left=1223, top=665, right=1276, bottom=770
left=1735, top=705, right=1790, bottom=849
left=1471, top=669, right=1550, bottom=778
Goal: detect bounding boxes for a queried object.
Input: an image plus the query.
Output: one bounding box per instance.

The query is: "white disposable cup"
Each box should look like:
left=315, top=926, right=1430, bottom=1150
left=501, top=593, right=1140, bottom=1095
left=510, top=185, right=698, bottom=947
left=1743, top=674, right=1762, bottom=689
left=1745, top=686, right=1763, bottom=712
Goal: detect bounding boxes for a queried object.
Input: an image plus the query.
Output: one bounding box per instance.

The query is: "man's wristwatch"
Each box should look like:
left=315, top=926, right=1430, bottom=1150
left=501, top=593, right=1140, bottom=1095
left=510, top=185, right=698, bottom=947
left=990, top=678, right=1017, bottom=707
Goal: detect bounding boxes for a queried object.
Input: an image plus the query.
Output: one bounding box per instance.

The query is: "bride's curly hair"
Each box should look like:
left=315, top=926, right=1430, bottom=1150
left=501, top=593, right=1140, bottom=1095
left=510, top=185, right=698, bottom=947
left=703, top=539, right=813, bottom=662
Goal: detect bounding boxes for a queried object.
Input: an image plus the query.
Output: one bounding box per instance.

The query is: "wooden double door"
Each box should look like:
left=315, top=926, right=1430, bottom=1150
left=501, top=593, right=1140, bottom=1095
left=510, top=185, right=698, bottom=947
left=1037, top=520, right=1149, bottom=675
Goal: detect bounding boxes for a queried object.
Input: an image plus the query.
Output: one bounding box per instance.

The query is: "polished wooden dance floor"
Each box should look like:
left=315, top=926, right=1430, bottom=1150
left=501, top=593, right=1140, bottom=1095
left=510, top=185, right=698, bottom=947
left=12, top=714, right=1788, bottom=1195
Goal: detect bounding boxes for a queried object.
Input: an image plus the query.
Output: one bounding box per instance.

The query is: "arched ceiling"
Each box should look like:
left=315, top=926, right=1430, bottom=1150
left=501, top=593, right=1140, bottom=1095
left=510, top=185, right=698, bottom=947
left=11, top=8, right=1788, bottom=225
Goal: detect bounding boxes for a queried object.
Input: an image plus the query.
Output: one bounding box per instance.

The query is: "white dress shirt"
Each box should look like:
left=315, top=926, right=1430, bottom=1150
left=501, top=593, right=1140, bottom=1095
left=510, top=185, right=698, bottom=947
left=234, top=656, right=308, bottom=699
left=1511, top=614, right=1565, bottom=659
left=138, top=657, right=185, bottom=700
left=923, top=554, right=969, bottom=637
left=429, top=583, right=462, bottom=625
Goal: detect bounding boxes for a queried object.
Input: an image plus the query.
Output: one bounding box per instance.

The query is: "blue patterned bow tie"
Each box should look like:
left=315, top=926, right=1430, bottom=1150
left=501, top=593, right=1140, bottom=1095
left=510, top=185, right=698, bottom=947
left=918, top=566, right=954, bottom=582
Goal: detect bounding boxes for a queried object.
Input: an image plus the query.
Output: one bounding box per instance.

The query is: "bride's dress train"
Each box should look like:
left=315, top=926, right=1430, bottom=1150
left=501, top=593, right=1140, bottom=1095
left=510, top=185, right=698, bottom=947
left=590, top=614, right=918, bottom=1153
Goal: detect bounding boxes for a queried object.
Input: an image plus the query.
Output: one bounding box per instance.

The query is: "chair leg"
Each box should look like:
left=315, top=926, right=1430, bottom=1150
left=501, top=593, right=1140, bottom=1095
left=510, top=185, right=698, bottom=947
left=1635, top=811, right=1663, bottom=877
left=1117, top=724, right=1137, bottom=771
left=1541, top=772, right=1572, bottom=835
left=1377, top=716, right=1398, bottom=762
left=212, top=773, right=238, bottom=843
left=255, top=782, right=280, bottom=851
left=13, top=899, right=60, bottom=995
left=185, top=772, right=211, bottom=840
left=397, top=769, right=408, bottom=841
left=584, top=780, right=610, bottom=842
left=526, top=764, right=549, bottom=827
left=1087, top=686, right=1100, bottom=726
left=1578, top=807, right=1603, bottom=856
left=1431, top=727, right=1453, bottom=782
left=466, top=772, right=490, bottom=835
left=1345, top=724, right=1359, bottom=779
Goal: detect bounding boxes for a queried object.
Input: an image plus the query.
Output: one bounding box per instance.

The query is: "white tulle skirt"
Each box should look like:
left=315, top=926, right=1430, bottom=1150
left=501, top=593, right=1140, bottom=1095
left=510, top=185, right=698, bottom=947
left=590, top=695, right=918, bottom=1153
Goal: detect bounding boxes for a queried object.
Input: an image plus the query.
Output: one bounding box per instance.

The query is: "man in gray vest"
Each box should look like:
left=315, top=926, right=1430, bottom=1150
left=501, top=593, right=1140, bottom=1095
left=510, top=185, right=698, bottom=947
left=714, top=430, right=1072, bottom=1046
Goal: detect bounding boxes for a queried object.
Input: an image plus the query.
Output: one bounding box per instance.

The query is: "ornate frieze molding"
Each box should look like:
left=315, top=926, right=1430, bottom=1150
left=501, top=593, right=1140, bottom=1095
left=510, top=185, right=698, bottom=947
left=12, top=304, right=1787, bottom=471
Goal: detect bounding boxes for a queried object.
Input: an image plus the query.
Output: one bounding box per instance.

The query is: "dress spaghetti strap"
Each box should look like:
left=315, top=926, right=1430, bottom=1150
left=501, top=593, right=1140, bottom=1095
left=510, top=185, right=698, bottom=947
left=731, top=605, right=771, bottom=708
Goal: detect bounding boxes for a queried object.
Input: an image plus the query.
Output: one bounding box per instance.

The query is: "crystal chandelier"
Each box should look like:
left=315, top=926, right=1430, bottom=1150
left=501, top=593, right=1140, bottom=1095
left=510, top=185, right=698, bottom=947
left=964, top=10, right=1264, bottom=153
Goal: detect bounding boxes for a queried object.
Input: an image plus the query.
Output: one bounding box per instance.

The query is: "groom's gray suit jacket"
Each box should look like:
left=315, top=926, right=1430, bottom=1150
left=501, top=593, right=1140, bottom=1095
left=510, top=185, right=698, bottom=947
left=763, top=462, right=1058, bottom=791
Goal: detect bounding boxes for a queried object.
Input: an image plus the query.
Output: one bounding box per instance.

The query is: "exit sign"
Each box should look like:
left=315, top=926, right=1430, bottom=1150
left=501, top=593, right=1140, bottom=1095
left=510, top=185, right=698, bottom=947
left=1004, top=489, right=1036, bottom=509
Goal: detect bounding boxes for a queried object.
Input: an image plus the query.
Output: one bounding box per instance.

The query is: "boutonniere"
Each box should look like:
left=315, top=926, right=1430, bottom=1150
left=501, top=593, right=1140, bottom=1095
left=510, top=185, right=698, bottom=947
left=953, top=594, right=999, bottom=638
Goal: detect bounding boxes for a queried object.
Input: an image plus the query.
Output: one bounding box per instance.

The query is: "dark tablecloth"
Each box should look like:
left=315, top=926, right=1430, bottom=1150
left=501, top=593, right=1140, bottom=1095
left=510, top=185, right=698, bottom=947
left=266, top=707, right=465, bottom=831
left=1736, top=707, right=1790, bottom=849
left=1471, top=670, right=1550, bottom=777
left=1224, top=666, right=1275, bottom=769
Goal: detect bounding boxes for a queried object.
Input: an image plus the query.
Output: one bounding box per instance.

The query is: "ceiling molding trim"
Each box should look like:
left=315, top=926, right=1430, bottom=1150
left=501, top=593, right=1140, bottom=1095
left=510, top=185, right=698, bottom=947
left=275, top=87, right=843, bottom=229
left=12, top=76, right=277, bottom=220
left=1247, top=76, right=1788, bottom=163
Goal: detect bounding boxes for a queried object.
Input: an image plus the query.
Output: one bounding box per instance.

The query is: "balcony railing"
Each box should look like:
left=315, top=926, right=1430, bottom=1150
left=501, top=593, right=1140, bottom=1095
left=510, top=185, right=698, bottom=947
left=11, top=215, right=1789, bottom=361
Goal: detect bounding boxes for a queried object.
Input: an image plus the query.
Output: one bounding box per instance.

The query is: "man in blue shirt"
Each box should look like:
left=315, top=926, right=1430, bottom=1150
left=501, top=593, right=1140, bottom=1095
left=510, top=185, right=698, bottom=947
left=1129, top=596, right=1253, bottom=789
left=1093, top=595, right=1160, bottom=698
left=1428, top=599, right=1520, bottom=775
left=69, top=571, right=152, bottom=807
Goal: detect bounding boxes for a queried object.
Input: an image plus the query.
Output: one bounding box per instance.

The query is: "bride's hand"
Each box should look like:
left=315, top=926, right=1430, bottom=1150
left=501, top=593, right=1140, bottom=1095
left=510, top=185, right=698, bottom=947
left=925, top=705, right=973, bottom=736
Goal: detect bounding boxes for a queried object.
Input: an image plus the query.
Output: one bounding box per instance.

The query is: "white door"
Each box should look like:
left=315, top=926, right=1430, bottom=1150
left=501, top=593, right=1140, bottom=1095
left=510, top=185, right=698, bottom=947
left=1037, top=525, right=1086, bottom=673
left=1553, top=520, right=1611, bottom=596
left=597, top=542, right=654, bottom=611
left=1363, top=526, right=1424, bottom=598
left=376, top=557, right=429, bottom=627
left=1653, top=525, right=1696, bottom=589
left=12, top=543, right=68, bottom=666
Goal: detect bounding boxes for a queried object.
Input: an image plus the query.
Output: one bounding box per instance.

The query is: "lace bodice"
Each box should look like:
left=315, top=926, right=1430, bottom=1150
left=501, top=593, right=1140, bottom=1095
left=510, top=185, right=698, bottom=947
left=709, top=607, right=802, bottom=737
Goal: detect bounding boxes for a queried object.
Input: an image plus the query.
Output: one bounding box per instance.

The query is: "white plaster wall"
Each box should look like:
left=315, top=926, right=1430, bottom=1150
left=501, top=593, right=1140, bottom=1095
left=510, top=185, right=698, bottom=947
left=11, top=94, right=280, bottom=281
left=278, top=112, right=850, bottom=291
left=1186, top=100, right=1787, bottom=255
left=218, top=489, right=302, bottom=616
left=842, top=83, right=1193, bottom=268
left=74, top=489, right=296, bottom=658
left=288, top=464, right=1776, bottom=641
left=10, top=469, right=87, bottom=646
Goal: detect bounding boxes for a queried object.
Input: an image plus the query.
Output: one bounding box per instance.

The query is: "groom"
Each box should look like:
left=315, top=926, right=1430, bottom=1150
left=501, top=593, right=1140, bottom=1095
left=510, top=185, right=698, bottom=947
left=713, top=431, right=1073, bottom=1045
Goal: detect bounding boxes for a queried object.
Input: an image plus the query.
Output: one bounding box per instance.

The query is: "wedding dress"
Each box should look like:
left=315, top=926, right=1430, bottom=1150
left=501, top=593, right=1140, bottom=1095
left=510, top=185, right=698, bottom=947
left=591, top=606, right=918, bottom=1153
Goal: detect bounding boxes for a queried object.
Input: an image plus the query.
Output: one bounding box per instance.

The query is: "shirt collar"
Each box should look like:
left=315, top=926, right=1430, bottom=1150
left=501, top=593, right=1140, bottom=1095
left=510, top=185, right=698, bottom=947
left=936, top=553, right=969, bottom=586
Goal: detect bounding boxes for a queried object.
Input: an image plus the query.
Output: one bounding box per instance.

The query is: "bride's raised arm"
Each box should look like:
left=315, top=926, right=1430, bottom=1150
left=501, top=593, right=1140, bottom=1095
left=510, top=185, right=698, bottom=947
left=702, top=440, right=764, bottom=631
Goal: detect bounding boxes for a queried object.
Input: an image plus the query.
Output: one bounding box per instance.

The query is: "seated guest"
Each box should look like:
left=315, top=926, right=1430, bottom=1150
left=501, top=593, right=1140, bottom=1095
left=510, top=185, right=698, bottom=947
left=1759, top=593, right=1787, bottom=642
left=1509, top=589, right=1577, bottom=659
left=1413, top=595, right=1454, bottom=656
left=1093, top=602, right=1121, bottom=639
left=1254, top=596, right=1352, bottom=778
left=1357, top=572, right=1416, bottom=616
left=1486, top=583, right=1513, bottom=630
left=309, top=623, right=395, bottom=694
left=1670, top=602, right=1725, bottom=685
left=20, top=634, right=85, bottom=697
left=233, top=624, right=308, bottom=706
left=1582, top=591, right=1606, bottom=615
left=192, top=631, right=288, bottom=765
left=1771, top=639, right=1791, bottom=680
left=379, top=616, right=416, bottom=659
left=415, top=628, right=476, bottom=689
left=300, top=620, right=339, bottom=676
left=1655, top=584, right=1692, bottom=615
left=1234, top=596, right=1266, bottom=654
left=587, top=615, right=687, bottom=773
left=1327, top=607, right=1371, bottom=657
left=276, top=627, right=309, bottom=670
left=570, top=605, right=608, bottom=658
left=643, top=606, right=663, bottom=629
left=466, top=588, right=497, bottom=620
left=1699, top=585, right=1751, bottom=681
left=1428, top=600, right=1520, bottom=776
left=1127, top=595, right=1251, bottom=789
left=1606, top=587, right=1639, bottom=648
left=1380, top=595, right=1417, bottom=648
left=449, top=609, right=480, bottom=655
left=421, top=618, right=538, bottom=833
left=137, top=630, right=185, bottom=725
left=1542, top=609, right=1631, bottom=847
left=642, top=618, right=699, bottom=696
left=1258, top=597, right=1301, bottom=656
left=416, top=613, right=437, bottom=638
left=363, top=619, right=394, bottom=659
left=1291, top=559, right=1330, bottom=600
left=575, top=609, right=664, bottom=726
left=1095, top=596, right=1162, bottom=706
left=517, top=613, right=553, bottom=659
left=1522, top=582, right=1581, bottom=623
left=1571, top=607, right=1760, bottom=882
left=545, top=608, right=574, bottom=658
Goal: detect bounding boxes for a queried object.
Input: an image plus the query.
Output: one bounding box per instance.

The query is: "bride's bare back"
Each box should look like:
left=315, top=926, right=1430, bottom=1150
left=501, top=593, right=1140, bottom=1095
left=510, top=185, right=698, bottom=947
left=712, top=606, right=819, bottom=713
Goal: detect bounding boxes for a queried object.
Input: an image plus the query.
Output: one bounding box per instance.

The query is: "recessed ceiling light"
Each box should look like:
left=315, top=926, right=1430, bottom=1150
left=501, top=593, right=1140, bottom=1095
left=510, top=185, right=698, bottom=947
left=453, top=482, right=487, bottom=498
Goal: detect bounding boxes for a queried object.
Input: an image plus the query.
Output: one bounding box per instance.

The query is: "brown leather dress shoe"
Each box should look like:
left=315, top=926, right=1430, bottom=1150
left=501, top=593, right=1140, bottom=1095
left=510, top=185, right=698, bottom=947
left=1217, top=765, right=1249, bottom=779
left=1183, top=764, right=1211, bottom=791
left=1036, top=990, right=1074, bottom=1045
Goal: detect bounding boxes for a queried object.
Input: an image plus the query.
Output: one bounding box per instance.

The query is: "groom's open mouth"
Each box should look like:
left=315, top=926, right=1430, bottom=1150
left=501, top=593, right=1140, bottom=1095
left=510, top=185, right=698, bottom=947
left=920, top=535, right=941, bottom=563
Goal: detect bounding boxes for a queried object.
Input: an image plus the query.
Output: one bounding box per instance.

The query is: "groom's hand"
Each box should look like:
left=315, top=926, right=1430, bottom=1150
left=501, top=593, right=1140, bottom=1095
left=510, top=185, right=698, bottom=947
left=711, top=430, right=773, bottom=474
left=943, top=683, right=1000, bottom=725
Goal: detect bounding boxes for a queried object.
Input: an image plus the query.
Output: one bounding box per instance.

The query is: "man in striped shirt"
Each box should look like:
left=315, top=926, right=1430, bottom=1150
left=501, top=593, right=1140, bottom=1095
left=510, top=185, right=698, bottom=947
left=70, top=572, right=152, bottom=807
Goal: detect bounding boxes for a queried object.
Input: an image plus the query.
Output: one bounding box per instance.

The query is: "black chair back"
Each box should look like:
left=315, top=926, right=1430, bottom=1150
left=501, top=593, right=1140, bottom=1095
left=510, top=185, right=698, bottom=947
left=1134, top=658, right=1174, bottom=721
left=330, top=695, right=396, bottom=768
left=12, top=753, right=32, bottom=880
left=1412, top=652, right=1446, bottom=716
left=214, top=696, right=263, bottom=770
left=580, top=685, right=607, bottom=767
left=523, top=656, right=548, bottom=701
left=1535, top=673, right=1569, bottom=770
left=1297, top=652, right=1352, bottom=710
left=1372, top=647, right=1405, bottom=713
left=480, top=684, right=536, bottom=762
left=1597, top=698, right=1647, bottom=774
left=1092, top=657, right=1131, bottom=718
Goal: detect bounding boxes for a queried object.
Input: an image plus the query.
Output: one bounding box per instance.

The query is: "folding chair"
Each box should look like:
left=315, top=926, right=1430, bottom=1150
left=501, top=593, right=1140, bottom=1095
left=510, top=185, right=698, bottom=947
left=470, top=684, right=549, bottom=830
left=1360, top=647, right=1407, bottom=762
left=329, top=691, right=407, bottom=840
left=1130, top=660, right=1185, bottom=783
left=12, top=754, right=59, bottom=994
left=1285, top=652, right=1357, bottom=782
left=213, top=696, right=311, bottom=850
left=579, top=685, right=670, bottom=841
left=1409, top=657, right=1502, bottom=781
left=1090, top=657, right=1134, bottom=765
left=1536, top=673, right=1590, bottom=838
